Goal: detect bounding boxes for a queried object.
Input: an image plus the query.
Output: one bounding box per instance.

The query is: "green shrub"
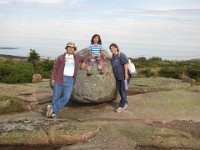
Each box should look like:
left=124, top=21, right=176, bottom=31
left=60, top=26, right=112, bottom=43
left=140, top=69, right=155, bottom=77
left=149, top=57, right=162, bottom=61
left=34, top=59, right=54, bottom=78
left=0, top=60, right=34, bottom=84
left=159, top=67, right=182, bottom=79
left=27, top=49, right=40, bottom=67
left=0, top=95, right=25, bottom=114
left=187, top=67, right=200, bottom=81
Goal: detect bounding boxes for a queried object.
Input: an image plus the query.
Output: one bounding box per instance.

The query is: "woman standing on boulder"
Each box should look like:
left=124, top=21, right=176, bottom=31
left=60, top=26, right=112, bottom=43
left=109, top=43, right=131, bottom=113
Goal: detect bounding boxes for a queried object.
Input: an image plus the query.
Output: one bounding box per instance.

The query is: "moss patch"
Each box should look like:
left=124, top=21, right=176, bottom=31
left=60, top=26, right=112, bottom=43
left=129, top=77, right=191, bottom=95
left=0, top=129, right=49, bottom=145
left=129, top=88, right=200, bottom=120
left=0, top=95, right=25, bottom=115
left=108, top=123, right=200, bottom=149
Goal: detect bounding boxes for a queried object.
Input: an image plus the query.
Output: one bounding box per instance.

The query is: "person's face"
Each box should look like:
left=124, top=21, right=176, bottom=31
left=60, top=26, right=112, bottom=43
left=66, top=47, right=75, bottom=54
left=110, top=46, right=118, bottom=55
left=93, top=36, right=99, bottom=44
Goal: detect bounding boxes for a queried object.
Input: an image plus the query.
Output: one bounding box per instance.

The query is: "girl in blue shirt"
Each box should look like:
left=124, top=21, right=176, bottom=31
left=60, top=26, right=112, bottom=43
left=87, top=34, right=105, bottom=75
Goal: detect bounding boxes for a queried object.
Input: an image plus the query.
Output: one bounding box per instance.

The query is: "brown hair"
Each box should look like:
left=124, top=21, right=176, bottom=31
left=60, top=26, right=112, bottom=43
left=91, top=34, right=102, bottom=45
left=109, top=43, right=120, bottom=52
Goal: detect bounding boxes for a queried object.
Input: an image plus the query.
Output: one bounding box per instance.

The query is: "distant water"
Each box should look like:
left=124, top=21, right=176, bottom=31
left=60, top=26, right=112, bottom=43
left=0, top=39, right=200, bottom=60
left=0, top=145, right=61, bottom=150
left=0, top=47, right=18, bottom=50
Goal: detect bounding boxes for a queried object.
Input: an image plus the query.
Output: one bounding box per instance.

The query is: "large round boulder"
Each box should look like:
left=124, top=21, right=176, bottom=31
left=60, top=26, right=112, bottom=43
left=71, top=48, right=117, bottom=103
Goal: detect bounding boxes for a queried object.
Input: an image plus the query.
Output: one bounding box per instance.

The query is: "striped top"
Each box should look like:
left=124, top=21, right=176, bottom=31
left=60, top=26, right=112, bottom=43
left=88, top=44, right=103, bottom=56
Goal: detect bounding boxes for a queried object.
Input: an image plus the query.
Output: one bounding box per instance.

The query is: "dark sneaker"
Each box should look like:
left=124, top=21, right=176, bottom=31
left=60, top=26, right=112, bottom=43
left=99, top=69, right=104, bottom=75
left=87, top=69, right=93, bottom=75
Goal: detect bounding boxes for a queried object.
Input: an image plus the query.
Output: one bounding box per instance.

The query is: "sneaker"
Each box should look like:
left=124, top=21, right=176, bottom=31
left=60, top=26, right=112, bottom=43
left=87, top=69, right=93, bottom=75
left=98, top=64, right=103, bottom=70
left=50, top=113, right=56, bottom=118
left=99, top=69, right=104, bottom=75
left=123, top=103, right=128, bottom=110
left=115, top=107, right=124, bottom=113
left=46, top=104, right=53, bottom=118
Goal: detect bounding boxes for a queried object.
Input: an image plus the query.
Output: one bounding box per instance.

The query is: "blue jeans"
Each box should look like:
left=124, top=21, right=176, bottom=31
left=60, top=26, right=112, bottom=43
left=116, top=75, right=131, bottom=107
left=52, top=76, right=74, bottom=114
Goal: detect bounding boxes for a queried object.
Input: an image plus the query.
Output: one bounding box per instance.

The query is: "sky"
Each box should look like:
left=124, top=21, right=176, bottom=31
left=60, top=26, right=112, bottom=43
left=0, top=0, right=200, bottom=60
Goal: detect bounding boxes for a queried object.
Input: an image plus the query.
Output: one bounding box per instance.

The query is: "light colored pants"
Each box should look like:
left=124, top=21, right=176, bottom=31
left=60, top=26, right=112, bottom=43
left=88, top=56, right=104, bottom=70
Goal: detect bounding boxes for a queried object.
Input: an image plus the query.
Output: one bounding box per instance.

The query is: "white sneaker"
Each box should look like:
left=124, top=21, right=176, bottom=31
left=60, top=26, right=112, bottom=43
left=50, top=113, right=56, bottom=118
left=46, top=104, right=53, bottom=118
left=123, top=103, right=128, bottom=110
left=115, top=107, right=124, bottom=113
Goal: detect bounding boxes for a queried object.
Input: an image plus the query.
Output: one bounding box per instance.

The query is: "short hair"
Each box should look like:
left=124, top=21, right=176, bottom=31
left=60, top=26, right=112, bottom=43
left=109, top=43, right=120, bottom=52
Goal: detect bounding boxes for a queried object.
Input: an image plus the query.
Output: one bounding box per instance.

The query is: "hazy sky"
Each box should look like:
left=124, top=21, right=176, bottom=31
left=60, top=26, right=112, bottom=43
left=0, top=0, right=200, bottom=60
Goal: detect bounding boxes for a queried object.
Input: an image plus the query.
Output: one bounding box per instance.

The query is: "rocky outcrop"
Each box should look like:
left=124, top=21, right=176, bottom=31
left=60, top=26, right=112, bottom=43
left=0, top=118, right=100, bottom=146
left=181, top=75, right=195, bottom=83
left=17, top=88, right=52, bottom=110
left=32, top=74, right=42, bottom=83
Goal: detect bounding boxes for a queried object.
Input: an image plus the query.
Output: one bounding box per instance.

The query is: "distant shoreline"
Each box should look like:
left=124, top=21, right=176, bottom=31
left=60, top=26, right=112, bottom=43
left=0, top=47, right=18, bottom=50
left=0, top=54, right=27, bottom=59
left=0, top=53, right=199, bottom=61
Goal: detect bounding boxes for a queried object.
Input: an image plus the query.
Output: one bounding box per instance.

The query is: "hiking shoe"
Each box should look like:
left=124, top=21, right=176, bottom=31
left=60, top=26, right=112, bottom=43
left=50, top=113, right=57, bottom=118
left=99, top=69, right=104, bottom=75
left=98, top=64, right=103, bottom=70
left=46, top=104, right=53, bottom=118
left=87, top=69, right=93, bottom=75
left=123, top=103, right=128, bottom=110
left=115, top=107, right=124, bottom=113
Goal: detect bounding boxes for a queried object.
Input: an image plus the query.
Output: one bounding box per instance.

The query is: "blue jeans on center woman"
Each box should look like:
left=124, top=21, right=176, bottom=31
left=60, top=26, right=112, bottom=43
left=52, top=76, right=74, bottom=114
left=116, top=75, right=131, bottom=107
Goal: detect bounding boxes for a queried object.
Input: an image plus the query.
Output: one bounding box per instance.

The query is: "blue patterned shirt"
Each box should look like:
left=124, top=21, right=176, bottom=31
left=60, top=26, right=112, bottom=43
left=88, top=44, right=103, bottom=56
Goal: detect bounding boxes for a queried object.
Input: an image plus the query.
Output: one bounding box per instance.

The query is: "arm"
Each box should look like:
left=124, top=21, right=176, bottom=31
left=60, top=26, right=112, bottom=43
left=99, top=46, right=105, bottom=57
left=77, top=54, right=88, bottom=63
left=124, top=63, right=129, bottom=80
left=88, top=45, right=94, bottom=58
left=77, top=54, right=88, bottom=70
left=51, top=57, right=60, bottom=85
left=88, top=50, right=93, bottom=57
left=99, top=50, right=105, bottom=57
left=120, top=53, right=129, bottom=80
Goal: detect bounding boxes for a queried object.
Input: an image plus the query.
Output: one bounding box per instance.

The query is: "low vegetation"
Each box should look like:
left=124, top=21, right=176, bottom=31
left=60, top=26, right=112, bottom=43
left=0, top=95, right=25, bottom=114
left=0, top=50, right=200, bottom=84
left=0, top=50, right=54, bottom=84
left=131, top=57, right=200, bottom=82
